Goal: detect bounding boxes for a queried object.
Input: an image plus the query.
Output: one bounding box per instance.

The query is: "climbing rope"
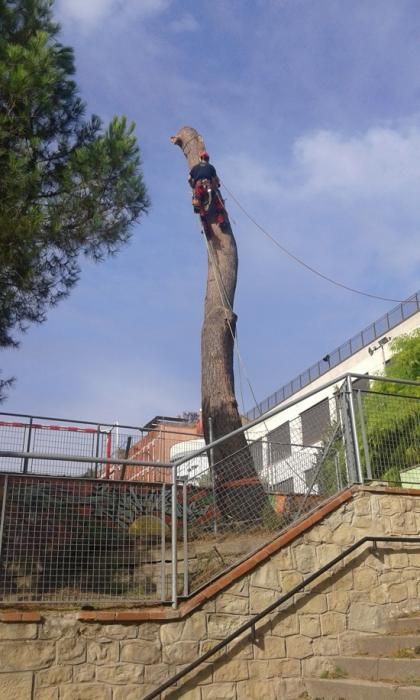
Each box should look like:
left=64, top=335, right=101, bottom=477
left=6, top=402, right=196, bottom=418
left=221, top=181, right=416, bottom=305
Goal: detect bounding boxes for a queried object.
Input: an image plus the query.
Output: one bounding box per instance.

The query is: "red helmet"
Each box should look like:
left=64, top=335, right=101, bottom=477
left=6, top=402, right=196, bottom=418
left=199, top=150, right=209, bottom=161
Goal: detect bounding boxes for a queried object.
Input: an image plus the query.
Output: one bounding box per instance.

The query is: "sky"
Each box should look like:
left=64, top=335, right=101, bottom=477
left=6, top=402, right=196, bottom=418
left=2, top=0, right=420, bottom=427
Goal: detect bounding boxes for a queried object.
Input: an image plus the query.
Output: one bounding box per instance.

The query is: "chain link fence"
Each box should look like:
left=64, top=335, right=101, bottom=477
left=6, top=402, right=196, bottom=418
left=0, top=374, right=419, bottom=605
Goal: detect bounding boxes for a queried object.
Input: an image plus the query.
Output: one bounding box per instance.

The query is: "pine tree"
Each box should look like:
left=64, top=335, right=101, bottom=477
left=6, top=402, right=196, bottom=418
left=0, top=0, right=150, bottom=397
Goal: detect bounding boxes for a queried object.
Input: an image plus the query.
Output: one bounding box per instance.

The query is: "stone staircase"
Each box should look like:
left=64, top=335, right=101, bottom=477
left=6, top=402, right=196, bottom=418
left=304, top=615, right=420, bottom=699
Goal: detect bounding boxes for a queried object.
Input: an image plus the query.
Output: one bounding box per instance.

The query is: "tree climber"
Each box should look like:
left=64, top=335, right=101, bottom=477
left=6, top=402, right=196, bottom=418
left=188, top=151, right=228, bottom=230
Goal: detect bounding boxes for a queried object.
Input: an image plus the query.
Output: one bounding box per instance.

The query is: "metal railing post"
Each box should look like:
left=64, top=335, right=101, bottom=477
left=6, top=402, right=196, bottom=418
left=94, top=426, right=101, bottom=478
left=160, top=483, right=166, bottom=602
left=356, top=389, right=372, bottom=481
left=171, top=464, right=178, bottom=609
left=182, top=478, right=189, bottom=597
left=339, top=385, right=356, bottom=485
left=22, top=417, right=33, bottom=473
left=0, top=475, right=9, bottom=560
left=346, top=376, right=363, bottom=483
left=208, top=417, right=218, bottom=535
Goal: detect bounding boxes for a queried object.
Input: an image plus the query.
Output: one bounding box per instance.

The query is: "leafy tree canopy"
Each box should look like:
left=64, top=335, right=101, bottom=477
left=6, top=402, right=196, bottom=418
left=374, top=329, right=420, bottom=397
left=0, top=0, right=150, bottom=396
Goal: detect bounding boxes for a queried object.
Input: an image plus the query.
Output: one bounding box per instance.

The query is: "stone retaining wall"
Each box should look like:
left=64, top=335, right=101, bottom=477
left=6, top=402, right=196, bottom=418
left=1, top=486, right=420, bottom=699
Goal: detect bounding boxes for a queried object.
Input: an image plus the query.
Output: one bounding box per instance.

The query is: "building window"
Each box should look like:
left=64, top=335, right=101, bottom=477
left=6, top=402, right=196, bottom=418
left=267, top=422, right=291, bottom=463
left=301, top=399, right=330, bottom=445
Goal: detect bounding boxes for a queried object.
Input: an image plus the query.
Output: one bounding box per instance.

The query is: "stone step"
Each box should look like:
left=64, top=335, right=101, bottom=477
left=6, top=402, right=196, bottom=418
left=305, top=677, right=420, bottom=699
left=355, top=634, right=420, bottom=657
left=328, top=655, right=420, bottom=682
left=389, top=617, right=420, bottom=635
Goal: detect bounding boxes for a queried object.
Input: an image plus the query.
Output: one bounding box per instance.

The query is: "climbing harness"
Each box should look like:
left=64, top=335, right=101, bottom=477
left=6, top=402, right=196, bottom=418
left=191, top=178, right=229, bottom=232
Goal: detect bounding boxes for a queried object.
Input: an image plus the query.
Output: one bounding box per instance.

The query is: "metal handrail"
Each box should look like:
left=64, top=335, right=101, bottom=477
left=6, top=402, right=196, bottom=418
left=143, top=535, right=420, bottom=700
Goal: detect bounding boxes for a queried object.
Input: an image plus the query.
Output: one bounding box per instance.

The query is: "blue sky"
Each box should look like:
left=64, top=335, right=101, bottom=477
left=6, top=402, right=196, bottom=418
left=2, top=0, right=420, bottom=425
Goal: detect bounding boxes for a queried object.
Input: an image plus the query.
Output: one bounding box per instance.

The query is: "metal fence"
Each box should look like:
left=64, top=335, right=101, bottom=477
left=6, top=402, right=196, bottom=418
left=0, top=373, right=418, bottom=606
left=0, top=413, right=202, bottom=480
left=246, top=290, right=420, bottom=420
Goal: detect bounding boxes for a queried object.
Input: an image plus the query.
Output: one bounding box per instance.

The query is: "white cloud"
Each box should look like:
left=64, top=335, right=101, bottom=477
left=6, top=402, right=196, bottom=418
left=57, top=0, right=171, bottom=29
left=293, top=126, right=420, bottom=198
left=170, top=13, right=199, bottom=33
left=219, top=123, right=420, bottom=294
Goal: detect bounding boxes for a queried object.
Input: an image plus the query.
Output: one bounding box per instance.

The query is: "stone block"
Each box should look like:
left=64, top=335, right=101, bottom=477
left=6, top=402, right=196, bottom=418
left=160, top=621, right=184, bottom=645
left=285, top=635, right=312, bottom=659
left=37, top=666, right=72, bottom=686
left=333, top=523, right=355, bottom=545
left=60, top=684, right=112, bottom=699
left=299, top=614, right=321, bottom=638
left=163, top=687, right=201, bottom=700
left=201, top=683, right=236, bottom=699
left=317, top=544, right=342, bottom=567
left=40, top=615, right=78, bottom=640
left=174, top=661, right=213, bottom=687
left=96, top=663, right=144, bottom=684
left=57, top=637, right=86, bottom=664
left=182, top=613, right=207, bottom=640
left=348, top=603, right=386, bottom=632
left=312, top=636, right=339, bottom=656
left=386, top=552, right=409, bottom=568
left=247, top=660, right=271, bottom=679
left=320, top=611, right=346, bottom=635
left=114, top=686, right=157, bottom=700
left=280, top=571, right=303, bottom=590
left=353, top=567, right=378, bottom=591
left=304, top=524, right=331, bottom=544
left=298, top=593, right=328, bottom=614
left=267, top=657, right=301, bottom=677
left=213, top=659, right=248, bottom=682
left=273, top=547, right=294, bottom=571
left=0, top=642, right=55, bottom=671
left=120, top=640, right=160, bottom=665
left=387, top=582, right=408, bottom=603
left=137, top=622, right=160, bottom=640
left=35, top=689, right=58, bottom=700
left=144, top=663, right=171, bottom=684
left=354, top=516, right=374, bottom=530
left=0, top=623, right=37, bottom=640
left=353, top=497, right=371, bottom=516
left=236, top=678, right=278, bottom=699
left=96, top=624, right=137, bottom=640
left=216, top=594, right=249, bottom=615
left=249, top=586, right=277, bottom=613
left=327, top=589, right=350, bottom=613
left=253, top=634, right=286, bottom=659
left=86, top=640, right=119, bottom=665
left=379, top=496, right=400, bottom=516
left=0, top=672, right=33, bottom=700
left=207, top=614, right=249, bottom=639
left=294, top=544, right=316, bottom=573
left=270, top=611, right=299, bottom=637
left=162, top=641, right=198, bottom=665
left=250, top=563, right=279, bottom=589
left=73, top=665, right=95, bottom=682
left=391, top=511, right=417, bottom=533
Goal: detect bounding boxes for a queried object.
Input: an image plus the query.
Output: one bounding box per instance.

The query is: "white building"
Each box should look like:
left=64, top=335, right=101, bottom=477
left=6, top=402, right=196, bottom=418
left=244, top=291, right=420, bottom=492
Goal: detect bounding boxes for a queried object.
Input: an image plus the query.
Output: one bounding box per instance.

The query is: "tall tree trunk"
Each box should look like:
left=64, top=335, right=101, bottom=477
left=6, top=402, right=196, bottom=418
left=171, top=126, right=267, bottom=523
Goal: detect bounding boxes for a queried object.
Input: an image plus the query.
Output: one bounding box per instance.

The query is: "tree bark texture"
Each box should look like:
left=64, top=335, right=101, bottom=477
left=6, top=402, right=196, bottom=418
left=171, top=127, right=267, bottom=522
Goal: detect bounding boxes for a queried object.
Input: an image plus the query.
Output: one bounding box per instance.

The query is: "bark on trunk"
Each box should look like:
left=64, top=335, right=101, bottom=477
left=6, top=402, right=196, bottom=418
left=171, top=126, right=267, bottom=523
